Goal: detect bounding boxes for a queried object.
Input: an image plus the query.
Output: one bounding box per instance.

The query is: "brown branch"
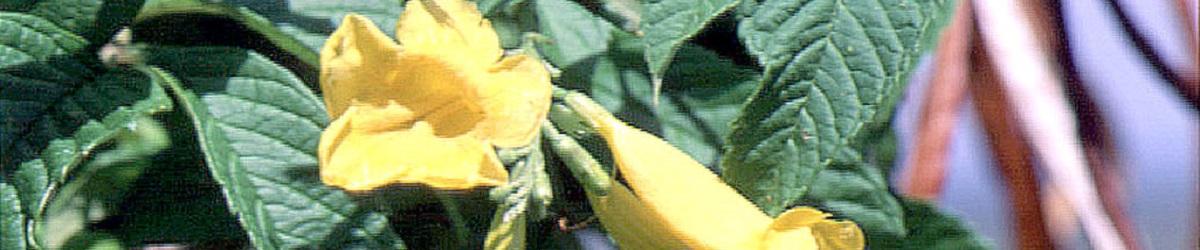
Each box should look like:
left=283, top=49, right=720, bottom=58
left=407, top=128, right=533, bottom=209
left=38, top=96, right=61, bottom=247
left=1175, top=0, right=1198, bottom=72
left=901, top=2, right=973, bottom=200
left=1035, top=0, right=1142, bottom=248
left=969, top=22, right=1055, bottom=249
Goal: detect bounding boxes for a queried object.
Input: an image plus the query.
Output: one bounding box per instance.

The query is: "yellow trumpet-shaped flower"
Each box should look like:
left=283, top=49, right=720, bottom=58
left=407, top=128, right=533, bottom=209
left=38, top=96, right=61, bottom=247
left=318, top=0, right=551, bottom=191
left=565, top=96, right=864, bottom=249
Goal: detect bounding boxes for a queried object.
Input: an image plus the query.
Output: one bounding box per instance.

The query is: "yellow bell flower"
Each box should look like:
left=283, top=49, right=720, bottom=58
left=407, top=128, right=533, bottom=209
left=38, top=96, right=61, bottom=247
left=317, top=0, right=551, bottom=191
left=565, top=95, right=864, bottom=249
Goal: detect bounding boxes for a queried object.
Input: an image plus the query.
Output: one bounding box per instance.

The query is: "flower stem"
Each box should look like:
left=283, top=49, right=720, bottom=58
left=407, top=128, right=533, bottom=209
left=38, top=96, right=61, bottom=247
left=542, top=120, right=611, bottom=196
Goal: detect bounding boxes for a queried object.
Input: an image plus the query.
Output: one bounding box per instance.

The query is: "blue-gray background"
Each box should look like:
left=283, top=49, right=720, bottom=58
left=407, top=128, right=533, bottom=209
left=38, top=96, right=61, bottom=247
left=893, top=0, right=1198, bottom=249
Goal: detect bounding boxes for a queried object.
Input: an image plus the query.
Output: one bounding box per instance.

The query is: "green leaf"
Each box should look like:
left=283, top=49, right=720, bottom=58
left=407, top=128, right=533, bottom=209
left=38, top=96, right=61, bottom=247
left=144, top=46, right=404, bottom=249
left=220, top=0, right=403, bottom=53
left=531, top=0, right=659, bottom=145
left=914, top=0, right=957, bottom=53
left=3, top=67, right=174, bottom=179
left=268, top=0, right=402, bottom=52
left=571, top=31, right=659, bottom=133
left=567, top=31, right=755, bottom=170
left=55, top=72, right=174, bottom=182
left=40, top=117, right=170, bottom=248
left=104, top=121, right=247, bottom=246
left=900, top=198, right=992, bottom=249
left=477, top=0, right=528, bottom=15
left=0, top=12, right=87, bottom=65
left=800, top=161, right=906, bottom=248
left=656, top=45, right=757, bottom=167
left=534, top=0, right=613, bottom=69
left=133, top=0, right=328, bottom=85
left=583, top=0, right=642, bottom=34
left=641, top=0, right=739, bottom=94
left=722, top=0, right=953, bottom=246
left=11, top=161, right=47, bottom=219
left=10, top=162, right=44, bottom=250
left=478, top=0, right=537, bottom=49
left=2, top=182, right=26, bottom=250
left=1, top=10, right=175, bottom=249
left=1, top=0, right=146, bottom=44
left=82, top=117, right=169, bottom=168
left=1, top=11, right=153, bottom=168
left=58, top=231, right=122, bottom=250
left=2, top=68, right=173, bottom=249
left=0, top=13, right=89, bottom=169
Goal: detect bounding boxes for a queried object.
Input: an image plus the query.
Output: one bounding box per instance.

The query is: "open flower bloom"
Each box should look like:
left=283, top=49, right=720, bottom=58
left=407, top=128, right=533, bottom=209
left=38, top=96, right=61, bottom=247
left=566, top=96, right=864, bottom=249
left=318, top=0, right=551, bottom=191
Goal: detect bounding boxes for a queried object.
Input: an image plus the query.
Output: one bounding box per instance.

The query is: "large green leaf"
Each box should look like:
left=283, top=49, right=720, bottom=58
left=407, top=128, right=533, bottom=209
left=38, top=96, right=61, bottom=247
left=1, top=12, right=90, bottom=168
left=587, top=0, right=642, bottom=34
left=721, top=0, right=953, bottom=247
left=900, top=198, right=992, bottom=249
left=1, top=182, right=24, bottom=250
left=10, top=161, right=47, bottom=222
left=102, top=116, right=247, bottom=246
left=222, top=0, right=403, bottom=53
left=656, top=45, right=757, bottom=168
left=567, top=30, right=758, bottom=170
left=577, top=32, right=660, bottom=132
left=534, top=0, right=613, bottom=69
left=1, top=8, right=177, bottom=249
left=41, top=116, right=172, bottom=248
left=528, top=0, right=659, bottom=133
left=554, top=20, right=755, bottom=170
left=144, top=47, right=404, bottom=249
left=476, top=0, right=534, bottom=48
left=641, top=0, right=739, bottom=93
left=914, top=0, right=956, bottom=54
left=0, top=9, right=172, bottom=169
left=133, top=0, right=327, bottom=86
left=18, top=70, right=171, bottom=183
left=2, top=69, right=173, bottom=249
left=0, top=0, right=145, bottom=44
left=477, top=0, right=528, bottom=16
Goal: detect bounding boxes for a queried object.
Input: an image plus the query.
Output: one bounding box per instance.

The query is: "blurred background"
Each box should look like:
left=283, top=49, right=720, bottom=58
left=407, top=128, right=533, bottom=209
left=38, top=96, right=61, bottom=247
left=892, top=0, right=1197, bottom=249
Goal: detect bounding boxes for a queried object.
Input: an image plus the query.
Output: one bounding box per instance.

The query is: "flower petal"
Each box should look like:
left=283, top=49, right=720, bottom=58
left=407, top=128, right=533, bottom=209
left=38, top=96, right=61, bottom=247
left=318, top=1, right=550, bottom=192
left=396, top=0, right=502, bottom=69
left=319, top=106, right=507, bottom=191
left=320, top=14, right=403, bottom=119
left=760, top=226, right=818, bottom=250
left=586, top=182, right=691, bottom=249
left=810, top=219, right=865, bottom=249
left=762, top=207, right=864, bottom=249
left=477, top=54, right=552, bottom=147
left=572, top=96, right=772, bottom=248
left=323, top=34, right=487, bottom=136
left=571, top=94, right=864, bottom=249
left=322, top=14, right=488, bottom=126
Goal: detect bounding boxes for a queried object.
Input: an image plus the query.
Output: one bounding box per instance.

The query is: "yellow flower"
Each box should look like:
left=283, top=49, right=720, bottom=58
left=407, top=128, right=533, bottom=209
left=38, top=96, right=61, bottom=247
left=317, top=0, right=551, bottom=191
left=566, top=96, right=864, bottom=249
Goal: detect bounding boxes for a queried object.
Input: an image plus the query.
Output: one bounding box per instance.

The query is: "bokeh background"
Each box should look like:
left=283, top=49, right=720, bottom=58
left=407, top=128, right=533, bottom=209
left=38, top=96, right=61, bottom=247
left=893, top=0, right=1197, bottom=249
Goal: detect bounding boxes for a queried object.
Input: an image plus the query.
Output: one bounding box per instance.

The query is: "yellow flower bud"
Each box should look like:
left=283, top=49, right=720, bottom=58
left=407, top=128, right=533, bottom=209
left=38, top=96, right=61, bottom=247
left=566, top=94, right=864, bottom=250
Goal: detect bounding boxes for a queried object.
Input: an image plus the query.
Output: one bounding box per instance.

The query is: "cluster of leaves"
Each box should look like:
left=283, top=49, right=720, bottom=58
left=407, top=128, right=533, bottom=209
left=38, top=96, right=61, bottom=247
left=0, top=0, right=987, bottom=249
